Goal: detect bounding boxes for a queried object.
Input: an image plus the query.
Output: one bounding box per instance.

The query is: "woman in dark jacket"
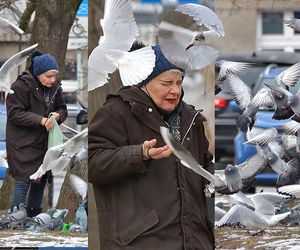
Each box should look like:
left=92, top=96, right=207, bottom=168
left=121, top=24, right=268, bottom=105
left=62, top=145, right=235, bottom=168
left=89, top=45, right=214, bottom=249
left=6, top=52, right=67, bottom=217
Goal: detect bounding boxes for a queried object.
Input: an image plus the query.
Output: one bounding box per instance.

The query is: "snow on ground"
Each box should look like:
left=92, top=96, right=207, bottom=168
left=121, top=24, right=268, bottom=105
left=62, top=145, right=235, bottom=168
left=0, top=231, right=87, bottom=247
left=215, top=226, right=300, bottom=250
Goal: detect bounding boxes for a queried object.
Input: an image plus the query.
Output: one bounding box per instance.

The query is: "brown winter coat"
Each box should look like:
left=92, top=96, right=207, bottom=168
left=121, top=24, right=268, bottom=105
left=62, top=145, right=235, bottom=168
left=6, top=71, right=67, bottom=181
left=89, top=86, right=214, bottom=250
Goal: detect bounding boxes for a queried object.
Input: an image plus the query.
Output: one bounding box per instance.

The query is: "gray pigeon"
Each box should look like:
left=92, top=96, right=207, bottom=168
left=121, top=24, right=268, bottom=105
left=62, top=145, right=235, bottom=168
left=45, top=209, right=69, bottom=231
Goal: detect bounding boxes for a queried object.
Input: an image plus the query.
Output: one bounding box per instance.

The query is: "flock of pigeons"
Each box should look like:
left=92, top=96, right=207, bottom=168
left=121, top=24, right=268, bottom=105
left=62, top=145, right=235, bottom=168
left=0, top=174, right=87, bottom=232
left=157, top=11, right=300, bottom=230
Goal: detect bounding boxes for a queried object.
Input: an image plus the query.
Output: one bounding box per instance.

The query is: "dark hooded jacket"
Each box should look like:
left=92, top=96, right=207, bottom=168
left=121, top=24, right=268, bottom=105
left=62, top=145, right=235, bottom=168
left=89, top=86, right=214, bottom=250
left=6, top=70, right=67, bottom=181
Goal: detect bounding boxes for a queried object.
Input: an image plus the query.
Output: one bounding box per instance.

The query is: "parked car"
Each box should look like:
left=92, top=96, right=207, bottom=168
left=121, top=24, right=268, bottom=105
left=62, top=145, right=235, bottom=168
left=215, top=51, right=300, bottom=167
left=0, top=104, right=7, bottom=185
left=234, top=64, right=300, bottom=187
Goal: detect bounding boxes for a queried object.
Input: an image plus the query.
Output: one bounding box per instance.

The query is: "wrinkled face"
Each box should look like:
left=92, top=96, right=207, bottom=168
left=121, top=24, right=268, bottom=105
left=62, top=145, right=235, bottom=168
left=37, top=70, right=58, bottom=88
left=143, top=70, right=183, bottom=111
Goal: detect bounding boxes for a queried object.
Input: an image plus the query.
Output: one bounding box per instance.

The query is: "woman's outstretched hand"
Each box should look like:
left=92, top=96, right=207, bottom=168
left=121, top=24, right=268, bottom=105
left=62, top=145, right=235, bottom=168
left=142, top=139, right=172, bottom=160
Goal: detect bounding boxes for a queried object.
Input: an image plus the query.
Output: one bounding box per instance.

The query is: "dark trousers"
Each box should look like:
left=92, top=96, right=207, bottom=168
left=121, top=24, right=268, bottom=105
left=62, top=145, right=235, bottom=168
left=12, top=175, right=47, bottom=208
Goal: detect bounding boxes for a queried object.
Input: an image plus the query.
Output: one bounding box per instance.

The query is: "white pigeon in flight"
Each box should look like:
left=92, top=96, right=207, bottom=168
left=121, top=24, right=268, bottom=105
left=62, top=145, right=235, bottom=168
left=0, top=16, right=24, bottom=35
left=30, top=128, right=88, bottom=180
left=158, top=3, right=225, bottom=71
left=0, top=43, right=38, bottom=94
left=88, top=0, right=155, bottom=91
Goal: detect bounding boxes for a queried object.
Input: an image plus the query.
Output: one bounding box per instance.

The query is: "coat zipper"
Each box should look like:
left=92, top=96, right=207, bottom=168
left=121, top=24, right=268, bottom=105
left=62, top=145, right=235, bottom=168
left=46, top=85, right=62, bottom=115
left=181, top=109, right=202, bottom=144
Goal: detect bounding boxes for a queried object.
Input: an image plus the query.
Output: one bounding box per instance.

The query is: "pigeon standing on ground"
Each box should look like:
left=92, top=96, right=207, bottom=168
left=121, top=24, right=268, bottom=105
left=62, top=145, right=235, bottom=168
left=45, top=209, right=69, bottom=231
left=88, top=0, right=155, bottom=90
left=216, top=195, right=291, bottom=229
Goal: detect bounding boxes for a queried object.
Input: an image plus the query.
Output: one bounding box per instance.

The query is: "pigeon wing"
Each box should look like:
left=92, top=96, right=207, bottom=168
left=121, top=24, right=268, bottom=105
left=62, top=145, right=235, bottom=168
left=238, top=145, right=267, bottom=180
left=175, top=3, right=225, bottom=37
left=275, top=62, right=300, bottom=88
left=227, top=73, right=252, bottom=110
left=88, top=46, right=116, bottom=91
left=244, top=128, right=278, bottom=145
left=105, top=46, right=155, bottom=86
left=158, top=21, right=218, bottom=70
left=216, top=204, right=268, bottom=228
left=69, top=174, right=88, bottom=201
left=0, top=17, right=24, bottom=35
left=160, top=126, right=215, bottom=184
left=100, top=0, right=138, bottom=51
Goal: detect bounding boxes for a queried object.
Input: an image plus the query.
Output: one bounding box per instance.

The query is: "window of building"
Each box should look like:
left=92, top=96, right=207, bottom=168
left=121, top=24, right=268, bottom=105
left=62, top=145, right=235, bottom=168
left=262, top=12, right=283, bottom=34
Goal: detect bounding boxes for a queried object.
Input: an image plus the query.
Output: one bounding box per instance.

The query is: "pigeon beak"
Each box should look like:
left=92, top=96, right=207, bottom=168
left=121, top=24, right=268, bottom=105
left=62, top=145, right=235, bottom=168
left=186, top=43, right=194, bottom=50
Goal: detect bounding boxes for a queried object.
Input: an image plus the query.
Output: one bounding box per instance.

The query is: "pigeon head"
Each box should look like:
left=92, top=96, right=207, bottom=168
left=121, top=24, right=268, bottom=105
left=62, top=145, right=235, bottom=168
left=266, top=150, right=277, bottom=164
left=186, top=32, right=205, bottom=50
left=224, top=164, right=239, bottom=176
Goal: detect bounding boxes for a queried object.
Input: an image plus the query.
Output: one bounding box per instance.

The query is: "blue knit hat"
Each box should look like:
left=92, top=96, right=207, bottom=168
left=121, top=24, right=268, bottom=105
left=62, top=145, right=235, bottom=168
left=32, top=54, right=59, bottom=76
left=140, top=45, right=185, bottom=85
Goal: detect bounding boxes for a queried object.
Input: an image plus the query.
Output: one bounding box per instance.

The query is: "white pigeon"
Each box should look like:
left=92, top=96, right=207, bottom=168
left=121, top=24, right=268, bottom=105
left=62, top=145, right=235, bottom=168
left=158, top=3, right=224, bottom=71
left=69, top=174, right=88, bottom=202
left=158, top=21, right=220, bottom=71
left=244, top=127, right=278, bottom=145
left=216, top=203, right=290, bottom=229
left=30, top=128, right=88, bottom=180
left=0, top=16, right=24, bottom=35
left=0, top=43, right=38, bottom=94
left=285, top=17, right=300, bottom=32
left=88, top=0, right=155, bottom=91
left=281, top=120, right=300, bottom=135
left=0, top=156, right=8, bottom=168
left=216, top=60, right=253, bottom=82
left=278, top=184, right=300, bottom=198
left=275, top=62, right=300, bottom=88
left=175, top=4, right=224, bottom=37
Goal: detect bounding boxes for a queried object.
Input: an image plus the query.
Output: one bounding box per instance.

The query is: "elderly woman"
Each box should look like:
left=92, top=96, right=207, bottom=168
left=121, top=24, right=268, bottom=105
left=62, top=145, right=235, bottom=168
left=6, top=52, right=68, bottom=217
left=89, top=44, right=214, bottom=249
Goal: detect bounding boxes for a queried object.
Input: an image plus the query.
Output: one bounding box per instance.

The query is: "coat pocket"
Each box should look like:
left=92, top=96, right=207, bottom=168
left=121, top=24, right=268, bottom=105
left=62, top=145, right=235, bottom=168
left=118, top=209, right=159, bottom=246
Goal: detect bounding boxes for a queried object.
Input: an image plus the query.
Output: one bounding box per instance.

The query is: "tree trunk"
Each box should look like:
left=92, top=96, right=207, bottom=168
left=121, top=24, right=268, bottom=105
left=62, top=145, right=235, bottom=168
left=56, top=158, right=87, bottom=223
left=0, top=173, right=14, bottom=210
left=29, top=0, right=82, bottom=77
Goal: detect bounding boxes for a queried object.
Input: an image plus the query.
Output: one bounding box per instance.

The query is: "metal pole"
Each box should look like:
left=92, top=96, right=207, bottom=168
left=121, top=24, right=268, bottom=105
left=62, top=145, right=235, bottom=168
left=76, top=49, right=83, bottom=132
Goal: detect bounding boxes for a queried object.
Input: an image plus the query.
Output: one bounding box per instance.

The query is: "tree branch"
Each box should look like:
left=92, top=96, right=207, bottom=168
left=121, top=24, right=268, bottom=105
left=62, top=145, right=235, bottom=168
left=18, top=0, right=37, bottom=33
